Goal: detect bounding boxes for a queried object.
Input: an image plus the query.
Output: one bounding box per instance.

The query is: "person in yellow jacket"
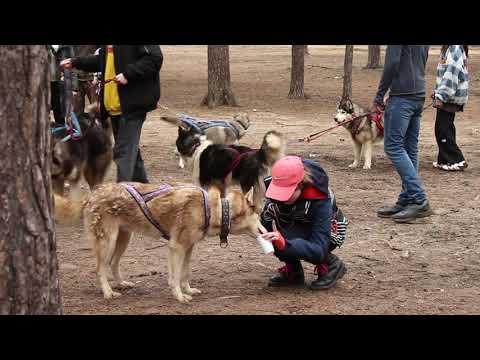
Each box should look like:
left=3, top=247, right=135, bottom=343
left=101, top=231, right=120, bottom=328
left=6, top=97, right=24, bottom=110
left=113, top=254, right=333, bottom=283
left=62, top=45, right=163, bottom=183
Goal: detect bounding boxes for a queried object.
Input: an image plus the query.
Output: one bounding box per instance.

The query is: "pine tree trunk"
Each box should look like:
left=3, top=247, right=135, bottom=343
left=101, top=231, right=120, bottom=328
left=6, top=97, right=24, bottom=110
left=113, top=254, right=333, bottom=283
left=366, top=45, right=381, bottom=69
left=0, top=46, right=62, bottom=315
left=288, top=45, right=306, bottom=99
left=201, top=45, right=238, bottom=108
left=342, top=45, right=354, bottom=101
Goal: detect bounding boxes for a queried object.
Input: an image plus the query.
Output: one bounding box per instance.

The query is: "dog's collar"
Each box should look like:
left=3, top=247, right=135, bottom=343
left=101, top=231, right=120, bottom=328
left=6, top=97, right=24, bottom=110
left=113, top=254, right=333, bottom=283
left=187, top=141, right=201, bottom=156
left=237, top=121, right=248, bottom=131
left=219, top=198, right=230, bottom=248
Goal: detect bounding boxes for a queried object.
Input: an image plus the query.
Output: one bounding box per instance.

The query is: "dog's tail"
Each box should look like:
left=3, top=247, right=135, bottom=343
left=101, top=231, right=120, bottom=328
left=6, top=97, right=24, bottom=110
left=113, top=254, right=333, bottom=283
left=159, top=115, right=184, bottom=127
left=53, top=193, right=86, bottom=225
left=259, top=130, right=286, bottom=167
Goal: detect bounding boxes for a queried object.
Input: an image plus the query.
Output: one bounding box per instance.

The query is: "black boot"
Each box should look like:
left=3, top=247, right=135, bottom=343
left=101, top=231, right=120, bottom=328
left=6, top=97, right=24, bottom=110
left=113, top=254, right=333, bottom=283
left=310, top=259, right=347, bottom=290
left=392, top=199, right=433, bottom=223
left=377, top=201, right=408, bottom=218
left=268, top=263, right=305, bottom=287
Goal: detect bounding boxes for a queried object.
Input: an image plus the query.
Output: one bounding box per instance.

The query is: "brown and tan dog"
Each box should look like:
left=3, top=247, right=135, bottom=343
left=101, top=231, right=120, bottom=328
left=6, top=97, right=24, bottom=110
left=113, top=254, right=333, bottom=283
left=54, top=182, right=266, bottom=303
left=51, top=109, right=113, bottom=198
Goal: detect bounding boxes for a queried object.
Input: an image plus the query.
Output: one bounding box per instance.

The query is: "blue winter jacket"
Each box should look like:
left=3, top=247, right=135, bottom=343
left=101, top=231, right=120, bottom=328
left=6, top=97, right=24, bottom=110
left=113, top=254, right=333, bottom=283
left=261, top=160, right=332, bottom=265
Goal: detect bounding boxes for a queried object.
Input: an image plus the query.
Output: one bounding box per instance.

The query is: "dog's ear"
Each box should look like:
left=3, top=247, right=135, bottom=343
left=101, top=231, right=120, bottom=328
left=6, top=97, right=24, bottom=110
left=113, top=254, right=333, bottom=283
left=245, top=187, right=255, bottom=207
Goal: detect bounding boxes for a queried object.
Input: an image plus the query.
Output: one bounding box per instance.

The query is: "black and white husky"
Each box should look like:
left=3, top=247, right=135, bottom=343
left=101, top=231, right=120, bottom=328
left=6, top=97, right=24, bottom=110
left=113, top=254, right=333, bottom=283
left=191, top=130, right=286, bottom=212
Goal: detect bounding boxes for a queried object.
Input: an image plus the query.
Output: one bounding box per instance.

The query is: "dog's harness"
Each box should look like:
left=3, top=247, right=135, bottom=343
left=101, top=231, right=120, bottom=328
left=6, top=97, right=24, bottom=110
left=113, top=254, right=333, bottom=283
left=121, top=183, right=211, bottom=240
left=219, top=198, right=231, bottom=247
left=179, top=114, right=242, bottom=139
left=223, top=146, right=258, bottom=179
left=367, top=112, right=384, bottom=136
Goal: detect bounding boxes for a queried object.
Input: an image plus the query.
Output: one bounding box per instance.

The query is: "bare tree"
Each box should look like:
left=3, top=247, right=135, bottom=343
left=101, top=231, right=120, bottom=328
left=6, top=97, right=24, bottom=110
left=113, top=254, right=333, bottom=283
left=341, top=45, right=354, bottom=102
left=201, top=45, right=238, bottom=108
left=288, top=45, right=307, bottom=99
left=366, top=45, right=381, bottom=69
left=0, top=46, right=62, bottom=315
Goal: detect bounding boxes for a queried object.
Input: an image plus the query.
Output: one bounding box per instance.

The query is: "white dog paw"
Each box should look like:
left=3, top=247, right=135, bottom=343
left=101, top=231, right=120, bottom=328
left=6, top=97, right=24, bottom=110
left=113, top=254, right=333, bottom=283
left=175, top=293, right=190, bottom=303
left=184, top=287, right=202, bottom=295
left=104, top=290, right=122, bottom=299
left=348, top=162, right=359, bottom=168
left=363, top=164, right=371, bottom=170
left=118, top=281, right=135, bottom=288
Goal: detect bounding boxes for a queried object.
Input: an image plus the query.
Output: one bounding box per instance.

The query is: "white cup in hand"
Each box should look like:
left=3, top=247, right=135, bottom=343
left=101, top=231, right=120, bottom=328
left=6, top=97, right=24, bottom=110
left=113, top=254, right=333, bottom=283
left=256, top=236, right=274, bottom=255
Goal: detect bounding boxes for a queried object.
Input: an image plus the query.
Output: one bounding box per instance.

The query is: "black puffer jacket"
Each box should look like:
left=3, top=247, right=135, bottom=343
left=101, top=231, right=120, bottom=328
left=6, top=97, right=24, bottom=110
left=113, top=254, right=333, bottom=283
left=72, top=45, right=163, bottom=119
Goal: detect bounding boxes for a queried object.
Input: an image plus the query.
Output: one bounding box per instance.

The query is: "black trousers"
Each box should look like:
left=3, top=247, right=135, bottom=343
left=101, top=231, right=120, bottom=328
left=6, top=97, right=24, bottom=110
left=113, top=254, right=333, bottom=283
left=434, top=108, right=465, bottom=165
left=111, top=112, right=149, bottom=183
left=51, top=81, right=65, bottom=125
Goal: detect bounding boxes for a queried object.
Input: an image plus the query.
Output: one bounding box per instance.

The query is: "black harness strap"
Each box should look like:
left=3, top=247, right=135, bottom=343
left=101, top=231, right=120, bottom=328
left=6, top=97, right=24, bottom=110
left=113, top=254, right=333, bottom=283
left=219, top=198, right=230, bottom=247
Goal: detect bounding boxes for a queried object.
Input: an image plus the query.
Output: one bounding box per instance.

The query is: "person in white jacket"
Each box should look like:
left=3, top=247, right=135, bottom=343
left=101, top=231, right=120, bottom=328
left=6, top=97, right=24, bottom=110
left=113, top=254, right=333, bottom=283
left=432, top=45, right=469, bottom=171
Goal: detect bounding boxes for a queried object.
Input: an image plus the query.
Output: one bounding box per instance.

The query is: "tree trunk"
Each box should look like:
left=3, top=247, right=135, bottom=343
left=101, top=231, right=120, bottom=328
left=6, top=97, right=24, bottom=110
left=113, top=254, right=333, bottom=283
left=0, top=46, right=62, bottom=315
left=342, top=45, right=354, bottom=101
left=288, top=45, right=307, bottom=99
left=304, top=45, right=310, bottom=55
left=201, top=45, right=238, bottom=108
left=366, top=45, right=381, bottom=69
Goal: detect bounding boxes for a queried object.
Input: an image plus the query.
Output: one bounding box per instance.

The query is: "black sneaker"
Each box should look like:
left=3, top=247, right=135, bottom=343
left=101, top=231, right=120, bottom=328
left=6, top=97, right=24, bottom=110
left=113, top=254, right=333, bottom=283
left=377, top=202, right=408, bottom=218
left=268, top=263, right=305, bottom=287
left=310, top=261, right=347, bottom=290
left=392, top=199, right=433, bottom=223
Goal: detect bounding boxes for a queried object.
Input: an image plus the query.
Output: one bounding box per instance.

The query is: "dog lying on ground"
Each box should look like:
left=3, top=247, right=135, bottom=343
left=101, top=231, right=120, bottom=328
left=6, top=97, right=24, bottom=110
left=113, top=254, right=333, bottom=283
left=54, top=182, right=266, bottom=303
left=51, top=107, right=113, bottom=198
left=191, top=130, right=285, bottom=213
left=334, top=99, right=384, bottom=170
left=159, top=113, right=250, bottom=169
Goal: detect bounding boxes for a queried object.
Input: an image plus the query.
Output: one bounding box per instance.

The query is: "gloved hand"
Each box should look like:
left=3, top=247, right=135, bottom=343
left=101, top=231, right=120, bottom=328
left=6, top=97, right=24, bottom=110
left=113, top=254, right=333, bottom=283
left=260, top=221, right=286, bottom=251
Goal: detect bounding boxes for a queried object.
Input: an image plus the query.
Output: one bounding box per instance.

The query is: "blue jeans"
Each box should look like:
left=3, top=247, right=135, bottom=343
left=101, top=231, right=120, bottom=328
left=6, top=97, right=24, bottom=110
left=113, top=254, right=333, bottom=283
left=384, top=96, right=427, bottom=204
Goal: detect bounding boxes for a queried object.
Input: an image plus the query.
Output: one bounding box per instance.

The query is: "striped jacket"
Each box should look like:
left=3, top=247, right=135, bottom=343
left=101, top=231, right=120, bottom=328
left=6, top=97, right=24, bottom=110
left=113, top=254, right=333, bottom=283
left=435, top=45, right=469, bottom=105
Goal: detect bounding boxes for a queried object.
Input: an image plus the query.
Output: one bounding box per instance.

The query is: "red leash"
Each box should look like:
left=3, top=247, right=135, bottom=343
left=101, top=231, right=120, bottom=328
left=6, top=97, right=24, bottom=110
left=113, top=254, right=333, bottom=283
left=290, top=111, right=380, bottom=144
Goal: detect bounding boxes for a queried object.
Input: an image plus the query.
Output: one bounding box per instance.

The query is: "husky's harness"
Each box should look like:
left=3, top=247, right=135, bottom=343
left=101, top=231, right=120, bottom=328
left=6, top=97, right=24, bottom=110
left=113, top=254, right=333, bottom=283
left=179, top=114, right=242, bottom=139
left=219, top=198, right=231, bottom=247
left=121, top=183, right=210, bottom=240
left=122, top=183, right=231, bottom=247
left=349, top=111, right=384, bottom=136
left=223, top=146, right=258, bottom=178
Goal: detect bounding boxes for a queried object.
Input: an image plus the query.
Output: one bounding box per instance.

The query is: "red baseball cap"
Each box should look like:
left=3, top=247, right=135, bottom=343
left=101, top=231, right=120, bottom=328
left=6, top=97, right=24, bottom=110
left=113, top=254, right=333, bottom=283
left=265, top=156, right=305, bottom=202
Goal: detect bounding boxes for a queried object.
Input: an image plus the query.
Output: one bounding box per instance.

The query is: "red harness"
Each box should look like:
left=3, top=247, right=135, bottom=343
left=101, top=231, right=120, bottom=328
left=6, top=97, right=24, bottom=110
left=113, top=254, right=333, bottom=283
left=223, top=147, right=257, bottom=178
left=367, top=112, right=384, bottom=136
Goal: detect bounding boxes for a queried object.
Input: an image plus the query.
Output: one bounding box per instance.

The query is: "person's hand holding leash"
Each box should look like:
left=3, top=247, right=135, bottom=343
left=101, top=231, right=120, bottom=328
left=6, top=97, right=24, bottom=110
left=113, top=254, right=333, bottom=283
left=60, top=58, right=73, bottom=69
left=114, top=73, right=128, bottom=85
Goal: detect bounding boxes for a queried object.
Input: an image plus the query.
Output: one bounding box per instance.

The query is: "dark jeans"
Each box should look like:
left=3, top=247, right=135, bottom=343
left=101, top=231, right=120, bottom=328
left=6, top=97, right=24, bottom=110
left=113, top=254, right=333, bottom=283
left=111, top=112, right=149, bottom=183
left=384, top=96, right=427, bottom=205
left=435, top=108, right=465, bottom=165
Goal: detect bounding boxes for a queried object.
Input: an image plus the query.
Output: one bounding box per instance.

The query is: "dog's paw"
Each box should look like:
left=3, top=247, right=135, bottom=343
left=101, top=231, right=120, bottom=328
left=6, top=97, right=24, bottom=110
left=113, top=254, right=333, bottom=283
left=184, top=287, right=202, bottom=295
left=174, top=293, right=191, bottom=303
left=363, top=164, right=371, bottom=170
left=117, top=281, right=135, bottom=289
left=348, top=162, right=359, bottom=169
left=103, top=290, right=122, bottom=299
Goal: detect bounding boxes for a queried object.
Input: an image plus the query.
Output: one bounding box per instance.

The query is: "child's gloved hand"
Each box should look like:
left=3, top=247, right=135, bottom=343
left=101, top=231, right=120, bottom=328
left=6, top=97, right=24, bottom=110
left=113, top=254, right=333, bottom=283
left=260, top=221, right=286, bottom=251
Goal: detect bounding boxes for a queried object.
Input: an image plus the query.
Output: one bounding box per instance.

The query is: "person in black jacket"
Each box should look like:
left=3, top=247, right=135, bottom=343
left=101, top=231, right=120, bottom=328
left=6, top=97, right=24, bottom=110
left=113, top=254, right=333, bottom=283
left=61, top=45, right=163, bottom=183
left=259, top=156, right=348, bottom=290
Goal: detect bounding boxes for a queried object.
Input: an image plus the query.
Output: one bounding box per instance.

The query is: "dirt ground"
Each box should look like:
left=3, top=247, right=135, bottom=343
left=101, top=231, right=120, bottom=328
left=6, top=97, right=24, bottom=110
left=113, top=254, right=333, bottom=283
left=56, top=45, right=480, bottom=314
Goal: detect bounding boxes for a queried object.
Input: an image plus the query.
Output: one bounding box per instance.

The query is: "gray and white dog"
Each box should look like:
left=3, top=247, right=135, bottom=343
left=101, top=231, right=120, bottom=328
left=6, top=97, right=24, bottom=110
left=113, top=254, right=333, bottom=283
left=334, top=100, right=384, bottom=170
left=160, top=113, right=250, bottom=169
